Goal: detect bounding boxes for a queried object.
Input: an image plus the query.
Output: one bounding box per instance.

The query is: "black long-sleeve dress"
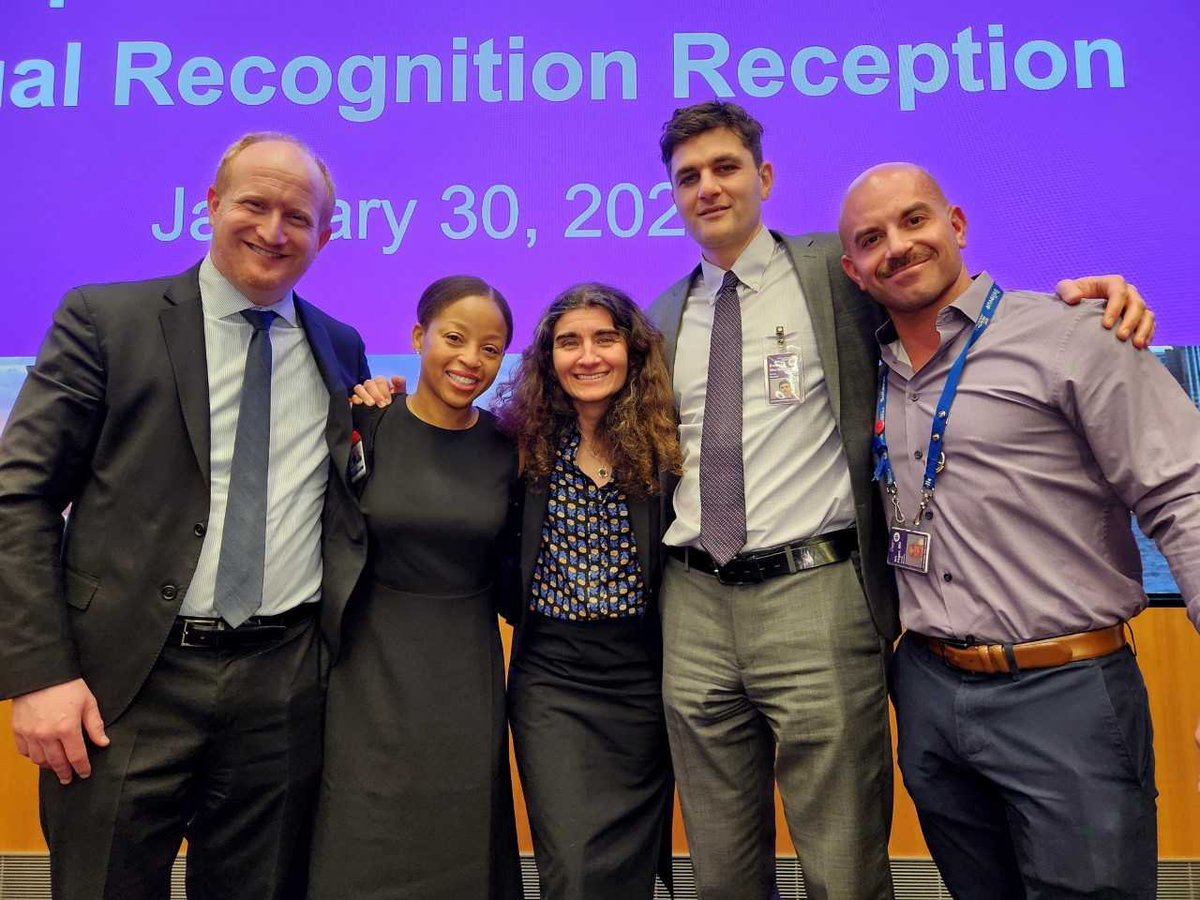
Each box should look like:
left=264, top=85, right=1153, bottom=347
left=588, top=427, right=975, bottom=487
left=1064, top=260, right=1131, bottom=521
left=309, top=398, right=522, bottom=900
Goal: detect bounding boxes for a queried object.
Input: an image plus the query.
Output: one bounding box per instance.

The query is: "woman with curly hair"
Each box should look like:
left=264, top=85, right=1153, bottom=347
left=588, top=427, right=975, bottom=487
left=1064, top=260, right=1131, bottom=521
left=494, top=282, right=682, bottom=900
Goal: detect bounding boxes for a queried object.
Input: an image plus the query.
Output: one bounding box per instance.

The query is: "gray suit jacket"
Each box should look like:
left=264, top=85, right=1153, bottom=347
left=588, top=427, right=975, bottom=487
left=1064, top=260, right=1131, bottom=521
left=648, top=230, right=900, bottom=641
left=0, top=264, right=371, bottom=722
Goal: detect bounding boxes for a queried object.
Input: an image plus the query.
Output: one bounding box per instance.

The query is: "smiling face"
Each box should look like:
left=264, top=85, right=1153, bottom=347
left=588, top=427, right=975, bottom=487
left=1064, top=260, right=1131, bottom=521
left=551, top=306, right=630, bottom=418
left=411, top=294, right=508, bottom=418
left=838, top=164, right=971, bottom=319
left=669, top=127, right=773, bottom=270
left=207, top=140, right=332, bottom=307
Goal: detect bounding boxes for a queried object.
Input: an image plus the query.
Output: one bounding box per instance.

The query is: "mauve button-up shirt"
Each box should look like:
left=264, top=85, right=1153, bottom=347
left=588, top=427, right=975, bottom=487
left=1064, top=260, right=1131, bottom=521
left=877, top=273, right=1200, bottom=643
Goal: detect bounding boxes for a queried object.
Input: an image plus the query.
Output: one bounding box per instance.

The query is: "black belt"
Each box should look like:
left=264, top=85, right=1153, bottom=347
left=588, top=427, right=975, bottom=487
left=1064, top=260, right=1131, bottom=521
left=667, top=528, right=857, bottom=585
left=166, top=604, right=317, bottom=649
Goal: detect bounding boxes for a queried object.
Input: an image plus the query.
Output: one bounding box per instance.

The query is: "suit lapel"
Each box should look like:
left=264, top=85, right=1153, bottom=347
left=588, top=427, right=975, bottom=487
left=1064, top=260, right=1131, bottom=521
left=629, top=495, right=653, bottom=591
left=657, top=269, right=698, bottom=382
left=781, top=232, right=843, bottom=423
left=296, top=298, right=353, bottom=488
left=520, top=486, right=550, bottom=595
left=159, top=267, right=211, bottom=484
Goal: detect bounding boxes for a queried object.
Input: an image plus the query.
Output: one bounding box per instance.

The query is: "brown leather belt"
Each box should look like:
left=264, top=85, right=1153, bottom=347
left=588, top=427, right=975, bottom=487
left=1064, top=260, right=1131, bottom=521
left=912, top=623, right=1126, bottom=675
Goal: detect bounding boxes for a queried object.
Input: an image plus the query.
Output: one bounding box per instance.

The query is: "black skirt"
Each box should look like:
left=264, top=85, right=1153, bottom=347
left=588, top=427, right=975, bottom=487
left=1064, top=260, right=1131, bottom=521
left=508, top=611, right=674, bottom=900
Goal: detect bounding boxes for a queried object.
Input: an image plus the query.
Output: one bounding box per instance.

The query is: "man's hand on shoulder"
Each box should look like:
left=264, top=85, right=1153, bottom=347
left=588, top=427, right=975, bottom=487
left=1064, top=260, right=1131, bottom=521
left=1055, top=275, right=1155, bottom=348
left=11, top=678, right=110, bottom=784
left=349, top=375, right=402, bottom=407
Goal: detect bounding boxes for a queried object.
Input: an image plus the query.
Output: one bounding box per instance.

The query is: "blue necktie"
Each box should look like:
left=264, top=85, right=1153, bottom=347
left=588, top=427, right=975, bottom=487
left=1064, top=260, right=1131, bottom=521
left=699, top=271, right=747, bottom=566
left=214, top=309, right=277, bottom=627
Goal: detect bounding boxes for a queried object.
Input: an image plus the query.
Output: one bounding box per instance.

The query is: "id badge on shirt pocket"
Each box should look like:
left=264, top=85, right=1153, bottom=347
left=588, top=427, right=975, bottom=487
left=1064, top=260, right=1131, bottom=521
left=762, top=328, right=802, bottom=405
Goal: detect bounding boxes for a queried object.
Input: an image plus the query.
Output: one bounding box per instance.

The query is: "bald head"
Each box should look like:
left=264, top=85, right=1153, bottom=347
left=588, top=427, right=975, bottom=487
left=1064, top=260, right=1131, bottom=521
left=837, top=162, right=970, bottom=320
left=838, top=163, right=947, bottom=246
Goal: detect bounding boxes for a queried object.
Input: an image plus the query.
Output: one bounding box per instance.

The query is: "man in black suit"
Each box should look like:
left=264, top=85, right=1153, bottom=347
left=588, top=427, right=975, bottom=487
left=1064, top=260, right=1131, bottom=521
left=0, top=133, right=370, bottom=899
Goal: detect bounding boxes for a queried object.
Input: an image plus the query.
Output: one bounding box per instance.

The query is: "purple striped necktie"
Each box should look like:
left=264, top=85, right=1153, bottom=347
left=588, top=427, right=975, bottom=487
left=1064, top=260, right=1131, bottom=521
left=699, top=270, right=747, bottom=566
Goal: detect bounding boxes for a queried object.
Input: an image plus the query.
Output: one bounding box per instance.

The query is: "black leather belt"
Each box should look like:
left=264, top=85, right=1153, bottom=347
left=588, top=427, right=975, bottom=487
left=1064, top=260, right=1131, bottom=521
left=667, top=528, right=857, bottom=585
left=166, top=604, right=317, bottom=649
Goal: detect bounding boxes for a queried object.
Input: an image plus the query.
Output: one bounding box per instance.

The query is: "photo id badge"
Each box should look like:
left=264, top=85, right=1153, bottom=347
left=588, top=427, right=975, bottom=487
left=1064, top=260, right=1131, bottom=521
left=763, top=330, right=802, bottom=405
left=887, top=527, right=931, bottom=574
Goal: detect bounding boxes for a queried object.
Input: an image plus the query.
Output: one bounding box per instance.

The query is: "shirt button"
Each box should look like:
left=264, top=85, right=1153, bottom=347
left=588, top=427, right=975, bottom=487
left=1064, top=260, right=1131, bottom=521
left=193, top=522, right=206, bottom=537
left=924, top=511, right=934, bottom=521
left=909, top=393, right=920, bottom=402
left=914, top=450, right=923, bottom=460
left=942, top=572, right=953, bottom=583
left=161, top=584, right=178, bottom=601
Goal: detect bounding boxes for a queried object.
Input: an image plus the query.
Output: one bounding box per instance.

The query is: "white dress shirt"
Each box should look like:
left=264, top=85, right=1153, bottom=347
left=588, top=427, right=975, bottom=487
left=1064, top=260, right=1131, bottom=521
left=665, top=226, right=857, bottom=551
left=181, top=255, right=330, bottom=617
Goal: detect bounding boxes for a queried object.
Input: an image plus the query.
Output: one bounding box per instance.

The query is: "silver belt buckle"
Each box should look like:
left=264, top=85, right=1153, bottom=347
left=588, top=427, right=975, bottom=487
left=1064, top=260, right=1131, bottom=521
left=716, top=557, right=763, bottom=586
left=178, top=619, right=223, bottom=648
left=785, top=544, right=818, bottom=572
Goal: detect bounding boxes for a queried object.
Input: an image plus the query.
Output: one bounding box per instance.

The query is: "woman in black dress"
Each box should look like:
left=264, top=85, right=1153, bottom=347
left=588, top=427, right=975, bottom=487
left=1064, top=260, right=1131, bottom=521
left=496, top=283, right=682, bottom=900
left=309, top=276, right=522, bottom=900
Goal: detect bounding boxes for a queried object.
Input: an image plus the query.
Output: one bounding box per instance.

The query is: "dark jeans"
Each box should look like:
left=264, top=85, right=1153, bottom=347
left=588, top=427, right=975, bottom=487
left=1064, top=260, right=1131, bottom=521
left=891, top=633, right=1157, bottom=899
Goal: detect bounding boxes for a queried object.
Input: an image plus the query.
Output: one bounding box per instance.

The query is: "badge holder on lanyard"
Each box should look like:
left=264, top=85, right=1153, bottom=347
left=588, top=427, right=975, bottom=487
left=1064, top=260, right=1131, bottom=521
left=873, top=283, right=1003, bottom=574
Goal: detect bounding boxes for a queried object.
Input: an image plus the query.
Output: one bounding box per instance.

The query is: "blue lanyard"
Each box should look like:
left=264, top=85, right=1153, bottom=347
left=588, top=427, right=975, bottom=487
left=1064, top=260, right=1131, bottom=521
left=872, top=283, right=1003, bottom=524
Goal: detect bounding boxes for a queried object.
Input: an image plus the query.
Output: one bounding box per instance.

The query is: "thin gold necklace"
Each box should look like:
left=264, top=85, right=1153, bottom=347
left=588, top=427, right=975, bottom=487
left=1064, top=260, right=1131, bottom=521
left=578, top=438, right=611, bottom=480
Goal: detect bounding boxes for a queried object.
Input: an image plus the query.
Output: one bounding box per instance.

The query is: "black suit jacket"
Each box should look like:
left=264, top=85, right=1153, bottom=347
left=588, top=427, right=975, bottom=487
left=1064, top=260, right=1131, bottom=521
left=0, top=264, right=370, bottom=723
left=648, top=230, right=900, bottom=642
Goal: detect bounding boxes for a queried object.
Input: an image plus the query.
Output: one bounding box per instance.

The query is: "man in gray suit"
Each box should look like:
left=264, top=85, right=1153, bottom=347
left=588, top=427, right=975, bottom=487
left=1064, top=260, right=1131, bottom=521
left=648, top=101, right=1153, bottom=900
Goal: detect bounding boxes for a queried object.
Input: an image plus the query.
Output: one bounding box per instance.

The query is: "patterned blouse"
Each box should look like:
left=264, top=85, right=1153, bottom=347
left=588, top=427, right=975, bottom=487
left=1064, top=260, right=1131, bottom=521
left=529, top=428, right=645, bottom=620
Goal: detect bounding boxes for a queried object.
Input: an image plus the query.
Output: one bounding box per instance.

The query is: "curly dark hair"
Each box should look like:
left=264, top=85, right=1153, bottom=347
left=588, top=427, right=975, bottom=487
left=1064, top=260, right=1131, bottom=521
left=659, top=100, right=765, bottom=169
left=494, top=283, right=681, bottom=498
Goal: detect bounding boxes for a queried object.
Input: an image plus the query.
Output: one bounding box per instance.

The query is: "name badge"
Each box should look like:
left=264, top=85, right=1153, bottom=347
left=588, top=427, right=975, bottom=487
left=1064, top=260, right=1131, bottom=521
left=887, top=527, right=931, bottom=574
left=763, top=329, right=802, bottom=405
left=348, top=430, right=368, bottom=484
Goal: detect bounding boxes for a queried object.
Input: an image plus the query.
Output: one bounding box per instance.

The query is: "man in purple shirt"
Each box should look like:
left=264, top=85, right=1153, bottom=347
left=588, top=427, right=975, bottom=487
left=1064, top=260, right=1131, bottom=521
left=838, top=162, right=1200, bottom=899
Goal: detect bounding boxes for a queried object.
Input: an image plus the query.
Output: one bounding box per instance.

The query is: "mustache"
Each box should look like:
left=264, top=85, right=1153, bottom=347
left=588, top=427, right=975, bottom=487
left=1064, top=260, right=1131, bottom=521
left=877, top=248, right=933, bottom=279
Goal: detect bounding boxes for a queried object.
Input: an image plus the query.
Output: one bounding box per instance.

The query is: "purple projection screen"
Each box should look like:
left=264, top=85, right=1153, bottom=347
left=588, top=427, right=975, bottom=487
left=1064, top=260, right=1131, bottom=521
left=3, top=1, right=1198, bottom=352
left=3, top=1, right=1198, bottom=595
